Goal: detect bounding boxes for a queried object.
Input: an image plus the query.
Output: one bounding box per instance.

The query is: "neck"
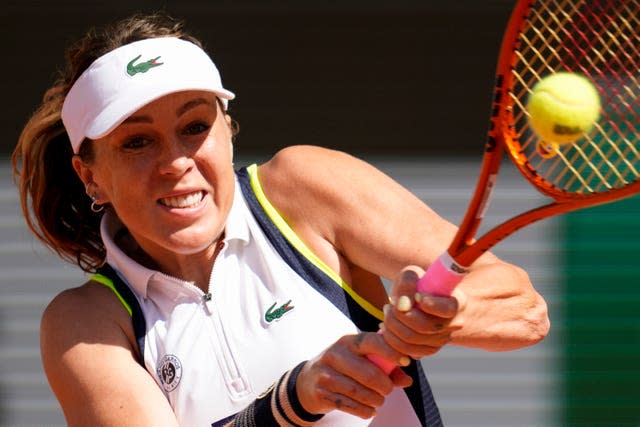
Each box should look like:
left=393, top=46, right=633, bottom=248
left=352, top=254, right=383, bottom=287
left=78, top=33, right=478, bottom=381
left=116, top=229, right=225, bottom=292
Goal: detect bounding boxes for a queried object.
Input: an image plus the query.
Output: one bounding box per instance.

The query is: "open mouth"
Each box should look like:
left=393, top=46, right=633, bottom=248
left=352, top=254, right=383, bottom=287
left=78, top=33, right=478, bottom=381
left=158, top=191, right=205, bottom=208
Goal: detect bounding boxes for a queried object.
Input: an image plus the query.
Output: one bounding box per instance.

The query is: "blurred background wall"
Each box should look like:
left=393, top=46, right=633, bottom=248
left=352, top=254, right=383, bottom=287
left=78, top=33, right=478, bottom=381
left=1, top=1, right=638, bottom=426
left=1, top=0, right=514, bottom=158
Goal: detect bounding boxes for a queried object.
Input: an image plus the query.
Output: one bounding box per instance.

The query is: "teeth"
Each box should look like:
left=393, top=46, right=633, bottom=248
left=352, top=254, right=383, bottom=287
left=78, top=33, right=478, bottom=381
left=160, top=191, right=203, bottom=208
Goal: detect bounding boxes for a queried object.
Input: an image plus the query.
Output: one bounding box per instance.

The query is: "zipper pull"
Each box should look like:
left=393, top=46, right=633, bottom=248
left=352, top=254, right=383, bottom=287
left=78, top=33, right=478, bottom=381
left=203, top=292, right=215, bottom=314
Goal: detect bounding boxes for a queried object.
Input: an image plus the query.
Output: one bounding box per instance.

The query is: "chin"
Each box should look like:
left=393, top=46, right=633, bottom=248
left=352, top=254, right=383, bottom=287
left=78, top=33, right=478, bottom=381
left=165, top=228, right=222, bottom=254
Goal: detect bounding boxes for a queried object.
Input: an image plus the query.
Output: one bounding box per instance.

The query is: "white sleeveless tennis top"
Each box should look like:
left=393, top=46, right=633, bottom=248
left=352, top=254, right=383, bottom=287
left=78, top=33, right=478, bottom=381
left=98, top=165, right=436, bottom=426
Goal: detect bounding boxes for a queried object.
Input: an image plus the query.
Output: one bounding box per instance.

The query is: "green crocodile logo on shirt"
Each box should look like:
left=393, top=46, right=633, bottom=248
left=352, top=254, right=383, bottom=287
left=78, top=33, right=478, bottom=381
left=264, top=300, right=294, bottom=323
left=126, top=55, right=163, bottom=76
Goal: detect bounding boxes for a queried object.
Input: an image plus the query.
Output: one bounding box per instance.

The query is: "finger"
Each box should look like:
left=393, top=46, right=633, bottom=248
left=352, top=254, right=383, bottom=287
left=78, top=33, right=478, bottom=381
left=379, top=321, right=451, bottom=358
left=414, top=292, right=459, bottom=319
left=319, top=334, right=402, bottom=396
left=315, top=388, right=378, bottom=420
left=381, top=328, right=447, bottom=358
left=390, top=267, right=424, bottom=310
left=384, top=303, right=453, bottom=336
left=389, top=367, right=413, bottom=388
left=297, top=360, right=384, bottom=416
left=315, top=370, right=386, bottom=409
left=346, top=332, right=411, bottom=372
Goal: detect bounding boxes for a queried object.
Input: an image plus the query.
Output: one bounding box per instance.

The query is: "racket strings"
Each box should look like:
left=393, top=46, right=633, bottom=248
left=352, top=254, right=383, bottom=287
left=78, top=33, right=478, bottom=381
left=509, top=0, right=639, bottom=195
left=566, top=1, right=637, bottom=182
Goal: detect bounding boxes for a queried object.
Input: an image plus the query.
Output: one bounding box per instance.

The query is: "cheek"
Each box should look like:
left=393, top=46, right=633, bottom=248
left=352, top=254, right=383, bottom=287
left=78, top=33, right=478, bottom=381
left=94, top=160, right=150, bottom=207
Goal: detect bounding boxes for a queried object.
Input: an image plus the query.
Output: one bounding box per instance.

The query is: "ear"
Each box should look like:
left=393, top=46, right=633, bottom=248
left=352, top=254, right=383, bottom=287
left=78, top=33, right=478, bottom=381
left=71, top=155, right=94, bottom=188
left=71, top=155, right=107, bottom=203
left=224, top=112, right=233, bottom=129
left=222, top=113, right=235, bottom=163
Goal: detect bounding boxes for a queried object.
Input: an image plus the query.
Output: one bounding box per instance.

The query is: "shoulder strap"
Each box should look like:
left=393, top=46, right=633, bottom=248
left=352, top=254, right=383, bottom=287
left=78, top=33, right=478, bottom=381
left=91, top=264, right=147, bottom=367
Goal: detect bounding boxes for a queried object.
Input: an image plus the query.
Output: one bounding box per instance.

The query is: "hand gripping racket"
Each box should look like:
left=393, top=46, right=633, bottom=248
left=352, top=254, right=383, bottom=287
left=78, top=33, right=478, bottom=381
left=370, top=0, right=639, bottom=374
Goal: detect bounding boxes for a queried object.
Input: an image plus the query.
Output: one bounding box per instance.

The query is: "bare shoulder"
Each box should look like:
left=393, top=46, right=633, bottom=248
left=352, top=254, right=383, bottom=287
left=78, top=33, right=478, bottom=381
left=41, top=280, right=177, bottom=425
left=258, top=145, right=381, bottom=192
left=42, top=279, right=134, bottom=344
left=257, top=145, right=387, bottom=244
left=258, top=145, right=351, bottom=197
left=257, top=145, right=407, bottom=220
left=41, top=279, right=138, bottom=367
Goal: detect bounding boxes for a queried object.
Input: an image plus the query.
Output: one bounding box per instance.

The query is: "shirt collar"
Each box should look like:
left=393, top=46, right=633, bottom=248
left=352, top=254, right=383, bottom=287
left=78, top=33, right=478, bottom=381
left=101, top=211, right=157, bottom=298
left=224, top=179, right=251, bottom=246
left=100, top=178, right=250, bottom=298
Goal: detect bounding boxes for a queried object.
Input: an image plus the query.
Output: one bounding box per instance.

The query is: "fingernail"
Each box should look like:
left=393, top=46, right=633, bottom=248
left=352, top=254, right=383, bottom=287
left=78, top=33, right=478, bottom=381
left=415, top=292, right=423, bottom=303
left=383, top=304, right=391, bottom=316
left=397, top=295, right=412, bottom=312
left=378, top=322, right=386, bottom=332
left=399, top=356, right=411, bottom=366
left=401, top=270, right=420, bottom=283
left=388, top=295, right=396, bottom=305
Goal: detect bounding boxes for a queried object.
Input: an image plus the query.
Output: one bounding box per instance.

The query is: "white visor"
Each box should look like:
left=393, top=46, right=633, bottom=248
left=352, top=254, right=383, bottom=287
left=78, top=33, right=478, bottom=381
left=61, top=37, right=235, bottom=153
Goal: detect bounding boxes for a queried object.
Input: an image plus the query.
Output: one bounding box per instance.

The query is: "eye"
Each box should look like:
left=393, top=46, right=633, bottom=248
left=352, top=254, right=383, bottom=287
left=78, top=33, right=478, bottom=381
left=122, top=135, right=152, bottom=150
left=183, top=121, right=211, bottom=136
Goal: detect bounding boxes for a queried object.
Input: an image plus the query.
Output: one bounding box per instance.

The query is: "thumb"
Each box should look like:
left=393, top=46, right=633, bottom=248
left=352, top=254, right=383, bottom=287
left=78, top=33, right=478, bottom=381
left=390, top=266, right=425, bottom=313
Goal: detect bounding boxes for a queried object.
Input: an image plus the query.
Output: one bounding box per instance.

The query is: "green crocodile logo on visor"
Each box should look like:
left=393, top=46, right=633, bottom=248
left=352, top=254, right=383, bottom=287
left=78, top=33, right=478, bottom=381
left=126, top=54, right=163, bottom=76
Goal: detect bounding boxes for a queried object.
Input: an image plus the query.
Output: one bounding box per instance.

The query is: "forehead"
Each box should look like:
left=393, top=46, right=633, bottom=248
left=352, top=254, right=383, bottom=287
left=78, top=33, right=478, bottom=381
left=130, top=90, right=218, bottom=116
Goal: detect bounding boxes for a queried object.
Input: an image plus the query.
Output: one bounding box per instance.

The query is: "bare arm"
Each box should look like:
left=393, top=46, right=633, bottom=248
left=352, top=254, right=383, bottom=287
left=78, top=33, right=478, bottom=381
left=41, top=283, right=179, bottom=427
left=258, top=145, right=549, bottom=351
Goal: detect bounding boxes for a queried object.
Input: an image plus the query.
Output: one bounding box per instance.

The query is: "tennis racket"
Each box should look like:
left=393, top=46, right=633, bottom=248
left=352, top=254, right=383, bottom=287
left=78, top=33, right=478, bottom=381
left=370, top=0, right=639, bottom=374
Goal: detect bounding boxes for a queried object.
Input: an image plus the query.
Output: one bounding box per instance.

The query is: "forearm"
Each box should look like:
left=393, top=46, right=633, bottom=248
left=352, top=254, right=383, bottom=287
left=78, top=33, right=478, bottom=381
left=449, top=260, right=550, bottom=351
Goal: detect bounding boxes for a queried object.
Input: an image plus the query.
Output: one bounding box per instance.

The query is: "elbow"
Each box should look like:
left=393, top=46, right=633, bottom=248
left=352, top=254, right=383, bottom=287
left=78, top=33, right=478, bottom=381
left=524, top=293, right=551, bottom=346
left=515, top=266, right=551, bottom=346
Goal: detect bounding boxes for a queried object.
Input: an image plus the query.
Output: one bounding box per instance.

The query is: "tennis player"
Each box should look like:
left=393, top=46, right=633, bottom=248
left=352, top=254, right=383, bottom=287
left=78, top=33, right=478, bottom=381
left=12, top=13, right=549, bottom=427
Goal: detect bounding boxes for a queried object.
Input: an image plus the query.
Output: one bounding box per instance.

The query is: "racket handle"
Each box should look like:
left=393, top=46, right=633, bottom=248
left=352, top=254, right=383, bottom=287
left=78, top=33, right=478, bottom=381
left=368, top=253, right=468, bottom=374
left=367, top=351, right=397, bottom=375
left=416, top=252, right=468, bottom=297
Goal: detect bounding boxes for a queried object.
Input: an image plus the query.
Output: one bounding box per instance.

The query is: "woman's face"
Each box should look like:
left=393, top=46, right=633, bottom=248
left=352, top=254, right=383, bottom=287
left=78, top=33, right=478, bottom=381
left=79, top=90, right=235, bottom=263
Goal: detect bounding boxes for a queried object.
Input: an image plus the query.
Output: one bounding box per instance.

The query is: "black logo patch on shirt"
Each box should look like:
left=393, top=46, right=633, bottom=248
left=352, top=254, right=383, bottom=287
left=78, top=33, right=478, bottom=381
left=157, top=354, right=183, bottom=392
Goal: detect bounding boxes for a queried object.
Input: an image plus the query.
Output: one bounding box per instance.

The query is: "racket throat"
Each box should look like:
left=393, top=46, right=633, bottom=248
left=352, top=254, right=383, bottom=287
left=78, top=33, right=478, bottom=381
left=450, top=170, right=500, bottom=259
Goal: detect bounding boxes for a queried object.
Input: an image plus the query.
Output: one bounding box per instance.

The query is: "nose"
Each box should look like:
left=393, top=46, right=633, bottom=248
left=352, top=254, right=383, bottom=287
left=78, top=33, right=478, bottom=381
left=157, top=140, right=195, bottom=176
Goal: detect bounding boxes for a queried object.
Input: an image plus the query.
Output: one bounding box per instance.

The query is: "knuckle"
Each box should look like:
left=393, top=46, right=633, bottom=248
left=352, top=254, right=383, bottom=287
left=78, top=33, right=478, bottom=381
left=378, top=382, right=393, bottom=396
left=321, top=350, right=340, bottom=366
left=358, top=406, right=377, bottom=420
left=368, top=392, right=386, bottom=407
left=336, top=335, right=352, bottom=347
left=316, top=371, right=333, bottom=388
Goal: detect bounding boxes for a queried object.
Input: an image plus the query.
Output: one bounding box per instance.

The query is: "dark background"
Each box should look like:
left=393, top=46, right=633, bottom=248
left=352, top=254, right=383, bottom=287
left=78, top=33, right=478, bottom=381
left=2, top=0, right=514, bottom=158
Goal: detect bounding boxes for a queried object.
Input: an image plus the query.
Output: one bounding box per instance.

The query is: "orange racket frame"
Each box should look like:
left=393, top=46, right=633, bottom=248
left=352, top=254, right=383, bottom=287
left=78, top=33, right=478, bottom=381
left=450, top=0, right=640, bottom=267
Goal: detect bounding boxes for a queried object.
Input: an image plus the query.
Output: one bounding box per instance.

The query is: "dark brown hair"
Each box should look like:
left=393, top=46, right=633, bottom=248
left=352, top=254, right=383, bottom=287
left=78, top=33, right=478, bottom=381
left=11, top=13, right=215, bottom=272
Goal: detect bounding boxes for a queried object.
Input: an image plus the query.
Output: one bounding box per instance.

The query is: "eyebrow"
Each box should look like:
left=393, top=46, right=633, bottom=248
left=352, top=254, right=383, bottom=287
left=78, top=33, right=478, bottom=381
left=176, top=97, right=214, bottom=117
left=121, top=97, right=215, bottom=125
left=121, top=115, right=153, bottom=125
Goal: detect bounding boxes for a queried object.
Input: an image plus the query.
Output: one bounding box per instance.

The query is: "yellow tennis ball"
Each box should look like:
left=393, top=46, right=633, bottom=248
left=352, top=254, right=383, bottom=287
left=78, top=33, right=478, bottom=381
left=527, top=72, right=601, bottom=145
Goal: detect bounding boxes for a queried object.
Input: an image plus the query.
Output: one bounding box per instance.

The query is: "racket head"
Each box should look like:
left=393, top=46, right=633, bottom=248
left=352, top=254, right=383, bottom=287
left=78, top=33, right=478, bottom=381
left=448, top=0, right=639, bottom=266
left=500, top=0, right=640, bottom=201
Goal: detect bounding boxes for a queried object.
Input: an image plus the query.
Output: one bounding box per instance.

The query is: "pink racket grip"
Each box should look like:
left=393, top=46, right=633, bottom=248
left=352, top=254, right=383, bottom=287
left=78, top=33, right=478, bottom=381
left=367, top=253, right=468, bottom=374
left=416, top=252, right=468, bottom=297
left=367, top=351, right=396, bottom=375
